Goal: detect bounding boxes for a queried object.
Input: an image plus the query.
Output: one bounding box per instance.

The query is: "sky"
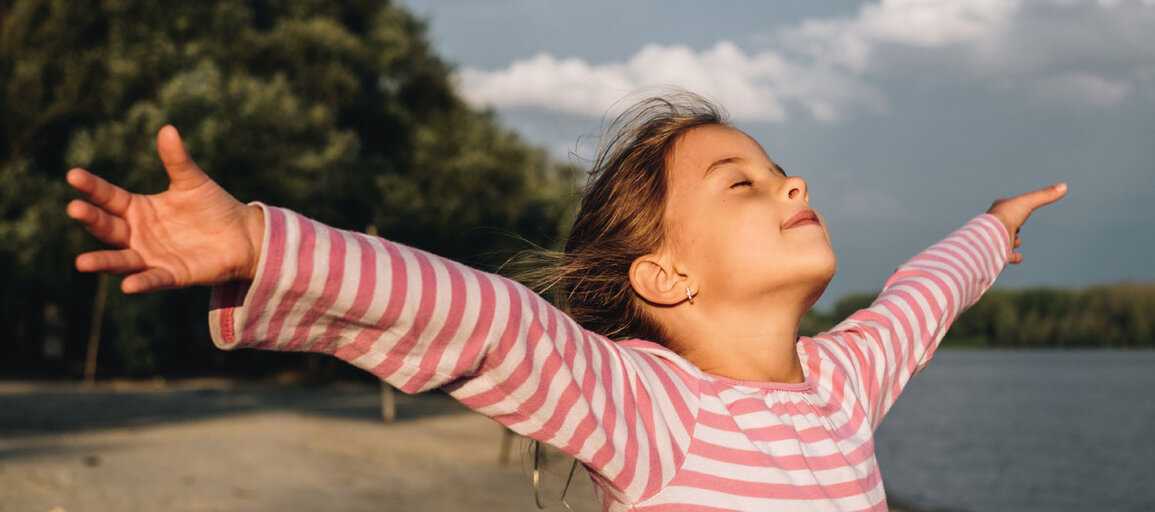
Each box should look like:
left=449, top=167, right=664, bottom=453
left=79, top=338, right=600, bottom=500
left=401, top=0, right=1155, bottom=308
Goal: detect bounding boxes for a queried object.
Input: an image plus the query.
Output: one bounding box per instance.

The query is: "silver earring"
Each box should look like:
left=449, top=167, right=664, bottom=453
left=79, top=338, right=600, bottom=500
left=686, top=287, right=695, bottom=304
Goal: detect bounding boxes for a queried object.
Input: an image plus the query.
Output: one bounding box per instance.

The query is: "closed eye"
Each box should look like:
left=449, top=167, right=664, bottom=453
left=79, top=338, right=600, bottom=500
left=730, top=180, right=752, bottom=189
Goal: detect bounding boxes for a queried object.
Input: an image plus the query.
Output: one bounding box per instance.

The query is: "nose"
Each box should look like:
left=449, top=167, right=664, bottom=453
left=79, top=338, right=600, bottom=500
left=784, top=176, right=809, bottom=202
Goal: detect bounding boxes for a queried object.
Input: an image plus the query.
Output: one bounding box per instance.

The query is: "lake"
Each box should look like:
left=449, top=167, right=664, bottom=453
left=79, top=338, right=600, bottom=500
left=874, top=350, right=1155, bottom=512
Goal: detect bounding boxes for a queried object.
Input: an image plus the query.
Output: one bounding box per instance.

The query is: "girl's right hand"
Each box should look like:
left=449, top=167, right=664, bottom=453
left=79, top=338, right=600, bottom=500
left=66, top=125, right=265, bottom=293
left=986, top=182, right=1067, bottom=265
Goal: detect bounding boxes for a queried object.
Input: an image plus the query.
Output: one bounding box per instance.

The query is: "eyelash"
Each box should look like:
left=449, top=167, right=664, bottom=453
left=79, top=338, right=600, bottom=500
left=730, top=180, right=752, bottom=189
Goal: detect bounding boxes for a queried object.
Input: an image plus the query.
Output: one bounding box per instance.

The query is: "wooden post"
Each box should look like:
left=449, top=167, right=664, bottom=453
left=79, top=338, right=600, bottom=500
left=84, top=273, right=110, bottom=386
left=366, top=223, right=398, bottom=423
left=380, top=380, right=397, bottom=423
left=498, top=428, right=516, bottom=466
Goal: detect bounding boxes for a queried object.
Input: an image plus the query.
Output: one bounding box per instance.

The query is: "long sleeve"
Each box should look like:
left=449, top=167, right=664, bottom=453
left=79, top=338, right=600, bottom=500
left=207, top=205, right=699, bottom=506
left=809, top=214, right=1010, bottom=430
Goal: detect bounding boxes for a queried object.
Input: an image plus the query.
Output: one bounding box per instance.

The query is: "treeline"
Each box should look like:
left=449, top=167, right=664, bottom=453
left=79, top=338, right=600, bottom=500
left=1, top=0, right=579, bottom=379
left=800, top=282, right=1155, bottom=348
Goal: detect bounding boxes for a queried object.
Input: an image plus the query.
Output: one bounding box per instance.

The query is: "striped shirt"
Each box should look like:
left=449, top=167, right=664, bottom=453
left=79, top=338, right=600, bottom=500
left=209, top=207, right=1010, bottom=511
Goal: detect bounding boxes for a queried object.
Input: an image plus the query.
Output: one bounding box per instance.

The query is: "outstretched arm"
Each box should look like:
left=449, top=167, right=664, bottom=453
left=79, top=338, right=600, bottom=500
left=66, top=126, right=265, bottom=293
left=813, top=182, right=1067, bottom=428
left=208, top=205, right=700, bottom=506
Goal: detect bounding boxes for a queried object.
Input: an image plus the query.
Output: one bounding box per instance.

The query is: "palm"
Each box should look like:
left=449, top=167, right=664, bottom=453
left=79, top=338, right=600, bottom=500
left=67, top=126, right=263, bottom=293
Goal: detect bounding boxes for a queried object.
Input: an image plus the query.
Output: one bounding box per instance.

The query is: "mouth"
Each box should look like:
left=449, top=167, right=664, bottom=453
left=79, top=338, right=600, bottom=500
left=781, top=209, right=821, bottom=230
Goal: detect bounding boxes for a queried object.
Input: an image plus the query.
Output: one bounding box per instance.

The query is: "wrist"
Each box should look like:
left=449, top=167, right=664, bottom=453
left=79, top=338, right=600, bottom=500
left=243, top=203, right=266, bottom=280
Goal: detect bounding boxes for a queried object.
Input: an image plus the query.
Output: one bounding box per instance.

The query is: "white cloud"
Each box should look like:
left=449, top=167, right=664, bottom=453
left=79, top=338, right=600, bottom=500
left=457, top=41, right=886, bottom=123
left=457, top=42, right=793, bottom=122
left=456, top=53, right=634, bottom=117
left=786, top=0, right=1155, bottom=106
left=455, top=0, right=1155, bottom=121
left=785, top=0, right=1018, bottom=72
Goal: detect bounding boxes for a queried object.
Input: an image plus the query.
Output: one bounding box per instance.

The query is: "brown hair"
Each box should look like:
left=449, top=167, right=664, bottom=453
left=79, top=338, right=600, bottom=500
left=526, top=91, right=728, bottom=344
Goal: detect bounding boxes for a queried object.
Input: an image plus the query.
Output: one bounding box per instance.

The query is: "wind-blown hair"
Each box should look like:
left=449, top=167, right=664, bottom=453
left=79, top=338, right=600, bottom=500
left=527, top=91, right=728, bottom=345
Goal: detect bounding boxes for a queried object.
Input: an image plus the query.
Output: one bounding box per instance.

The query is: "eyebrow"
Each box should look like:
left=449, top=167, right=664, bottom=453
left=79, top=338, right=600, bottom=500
left=703, top=156, right=789, bottom=178
left=703, top=156, right=744, bottom=178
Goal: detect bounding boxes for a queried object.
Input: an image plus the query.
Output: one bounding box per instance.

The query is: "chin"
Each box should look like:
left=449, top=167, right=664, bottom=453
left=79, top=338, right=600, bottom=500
left=819, top=250, right=837, bottom=283
left=803, top=251, right=837, bottom=307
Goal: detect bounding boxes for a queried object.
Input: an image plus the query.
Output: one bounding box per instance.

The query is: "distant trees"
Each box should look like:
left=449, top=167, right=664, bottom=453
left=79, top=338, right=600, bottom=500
left=800, top=283, right=1155, bottom=348
left=946, top=283, right=1155, bottom=348
left=1, top=0, right=579, bottom=378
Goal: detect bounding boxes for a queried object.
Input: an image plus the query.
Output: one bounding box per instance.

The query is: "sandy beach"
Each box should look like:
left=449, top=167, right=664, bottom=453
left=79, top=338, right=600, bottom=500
left=0, top=380, right=916, bottom=511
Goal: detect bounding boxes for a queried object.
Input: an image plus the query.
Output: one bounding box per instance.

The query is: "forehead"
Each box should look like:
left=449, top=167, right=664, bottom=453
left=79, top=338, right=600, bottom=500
left=666, top=125, right=774, bottom=178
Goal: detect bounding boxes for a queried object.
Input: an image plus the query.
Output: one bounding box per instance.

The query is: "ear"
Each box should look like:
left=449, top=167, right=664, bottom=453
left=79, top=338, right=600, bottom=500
left=629, top=253, right=689, bottom=306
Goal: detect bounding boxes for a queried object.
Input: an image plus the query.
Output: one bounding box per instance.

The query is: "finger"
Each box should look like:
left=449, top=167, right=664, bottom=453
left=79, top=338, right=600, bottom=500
left=156, top=125, right=211, bottom=191
left=67, top=200, right=131, bottom=246
left=122, top=268, right=178, bottom=293
left=75, top=249, right=147, bottom=274
left=1013, top=182, right=1068, bottom=211
left=1008, top=252, right=1023, bottom=265
left=66, top=168, right=133, bottom=215
left=1013, top=236, right=1022, bottom=249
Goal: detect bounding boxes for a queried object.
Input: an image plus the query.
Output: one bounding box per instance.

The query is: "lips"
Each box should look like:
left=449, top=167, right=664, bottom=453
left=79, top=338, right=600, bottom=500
left=781, top=209, right=821, bottom=230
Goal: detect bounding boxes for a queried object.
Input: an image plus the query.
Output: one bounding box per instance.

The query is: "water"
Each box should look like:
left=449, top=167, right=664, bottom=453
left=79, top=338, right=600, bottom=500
left=874, top=350, right=1155, bottom=512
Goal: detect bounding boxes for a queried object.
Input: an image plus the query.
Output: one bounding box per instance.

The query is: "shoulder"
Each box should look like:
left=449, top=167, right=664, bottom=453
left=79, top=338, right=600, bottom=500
left=613, top=339, right=707, bottom=401
left=797, top=334, right=867, bottom=391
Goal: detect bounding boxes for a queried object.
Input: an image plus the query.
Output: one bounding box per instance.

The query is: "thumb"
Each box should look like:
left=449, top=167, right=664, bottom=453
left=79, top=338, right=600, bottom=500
left=157, top=125, right=211, bottom=191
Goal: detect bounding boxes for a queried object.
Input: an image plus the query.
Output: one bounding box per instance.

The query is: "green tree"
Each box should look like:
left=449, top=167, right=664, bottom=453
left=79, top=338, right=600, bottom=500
left=1, top=0, right=578, bottom=378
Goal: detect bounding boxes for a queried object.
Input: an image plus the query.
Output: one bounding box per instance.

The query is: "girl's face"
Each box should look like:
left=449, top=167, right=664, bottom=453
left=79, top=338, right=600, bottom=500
left=662, top=125, right=837, bottom=305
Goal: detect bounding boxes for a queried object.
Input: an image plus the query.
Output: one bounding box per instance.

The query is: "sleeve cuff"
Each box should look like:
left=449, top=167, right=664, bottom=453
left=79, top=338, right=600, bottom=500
left=975, top=213, right=1013, bottom=265
left=208, top=202, right=274, bottom=349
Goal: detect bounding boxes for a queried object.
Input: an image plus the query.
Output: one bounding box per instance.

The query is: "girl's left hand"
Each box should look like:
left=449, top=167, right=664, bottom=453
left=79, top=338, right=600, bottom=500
left=66, top=126, right=265, bottom=293
left=986, top=182, right=1067, bottom=264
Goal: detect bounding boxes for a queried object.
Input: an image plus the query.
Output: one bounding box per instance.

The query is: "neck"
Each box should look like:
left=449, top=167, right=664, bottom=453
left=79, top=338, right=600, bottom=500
left=656, top=291, right=815, bottom=384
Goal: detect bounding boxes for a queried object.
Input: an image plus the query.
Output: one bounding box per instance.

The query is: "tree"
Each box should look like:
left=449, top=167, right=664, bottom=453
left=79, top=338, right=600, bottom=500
left=0, top=0, right=578, bottom=378
left=801, top=284, right=1155, bottom=348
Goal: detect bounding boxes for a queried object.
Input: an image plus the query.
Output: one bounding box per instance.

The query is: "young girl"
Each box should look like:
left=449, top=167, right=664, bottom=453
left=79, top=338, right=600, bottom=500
left=66, top=93, right=1065, bottom=511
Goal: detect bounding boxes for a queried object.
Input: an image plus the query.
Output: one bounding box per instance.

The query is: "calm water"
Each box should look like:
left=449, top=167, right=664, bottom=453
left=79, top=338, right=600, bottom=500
left=874, top=350, right=1155, bottom=512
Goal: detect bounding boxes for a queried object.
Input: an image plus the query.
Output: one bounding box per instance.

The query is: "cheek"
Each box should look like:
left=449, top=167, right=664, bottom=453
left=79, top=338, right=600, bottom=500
left=665, top=203, right=723, bottom=250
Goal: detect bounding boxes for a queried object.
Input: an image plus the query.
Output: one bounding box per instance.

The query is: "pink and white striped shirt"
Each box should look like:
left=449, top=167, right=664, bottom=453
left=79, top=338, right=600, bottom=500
left=209, top=207, right=1010, bottom=511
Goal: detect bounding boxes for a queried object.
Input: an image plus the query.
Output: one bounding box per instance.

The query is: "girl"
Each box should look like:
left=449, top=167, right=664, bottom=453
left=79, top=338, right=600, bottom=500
left=66, top=94, right=1066, bottom=511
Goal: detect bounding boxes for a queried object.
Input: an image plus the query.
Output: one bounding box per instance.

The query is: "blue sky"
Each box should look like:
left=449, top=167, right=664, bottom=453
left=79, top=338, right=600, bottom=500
left=402, top=0, right=1155, bottom=308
